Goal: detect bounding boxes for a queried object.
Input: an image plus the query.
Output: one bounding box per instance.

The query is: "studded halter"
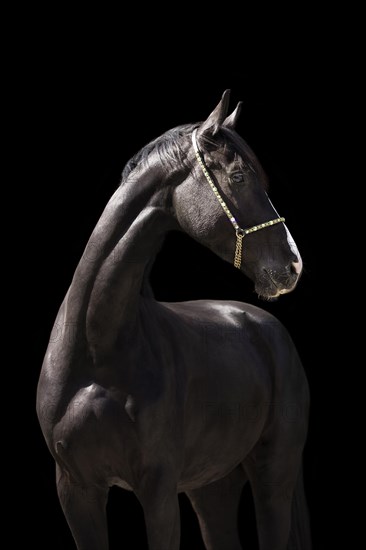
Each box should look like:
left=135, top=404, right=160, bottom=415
left=192, top=128, right=285, bottom=269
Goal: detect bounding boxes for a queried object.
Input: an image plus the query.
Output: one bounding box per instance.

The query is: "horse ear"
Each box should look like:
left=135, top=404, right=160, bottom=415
left=198, top=89, right=231, bottom=137
left=223, top=101, right=242, bottom=129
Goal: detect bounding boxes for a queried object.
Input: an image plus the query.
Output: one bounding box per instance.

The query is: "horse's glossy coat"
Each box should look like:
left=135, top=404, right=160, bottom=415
left=37, top=90, right=311, bottom=549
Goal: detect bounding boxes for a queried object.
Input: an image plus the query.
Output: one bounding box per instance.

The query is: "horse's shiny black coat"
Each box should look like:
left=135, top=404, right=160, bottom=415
left=37, top=90, right=311, bottom=549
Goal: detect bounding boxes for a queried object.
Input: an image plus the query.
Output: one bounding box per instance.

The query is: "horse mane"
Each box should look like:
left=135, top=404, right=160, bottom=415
left=121, top=123, right=197, bottom=182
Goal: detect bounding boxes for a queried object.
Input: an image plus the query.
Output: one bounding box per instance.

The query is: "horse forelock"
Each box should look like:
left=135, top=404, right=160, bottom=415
left=201, top=127, right=269, bottom=191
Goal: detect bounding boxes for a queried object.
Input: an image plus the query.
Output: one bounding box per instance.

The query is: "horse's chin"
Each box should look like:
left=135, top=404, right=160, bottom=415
left=254, top=281, right=297, bottom=301
left=256, top=289, right=280, bottom=302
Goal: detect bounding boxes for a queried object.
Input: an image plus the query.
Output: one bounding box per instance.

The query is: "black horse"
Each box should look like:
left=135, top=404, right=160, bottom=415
left=37, top=90, right=311, bottom=549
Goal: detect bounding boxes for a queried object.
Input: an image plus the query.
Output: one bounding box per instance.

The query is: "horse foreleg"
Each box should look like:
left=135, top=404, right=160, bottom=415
left=186, top=466, right=247, bottom=550
left=56, top=464, right=109, bottom=550
left=136, top=468, right=180, bottom=550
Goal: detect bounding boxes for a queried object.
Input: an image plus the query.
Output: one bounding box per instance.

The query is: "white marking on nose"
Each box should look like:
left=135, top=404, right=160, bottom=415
left=266, top=195, right=303, bottom=276
left=284, top=225, right=303, bottom=274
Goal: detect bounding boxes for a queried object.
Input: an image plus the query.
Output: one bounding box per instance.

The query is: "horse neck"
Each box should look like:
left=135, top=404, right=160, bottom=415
left=62, top=159, right=176, bottom=361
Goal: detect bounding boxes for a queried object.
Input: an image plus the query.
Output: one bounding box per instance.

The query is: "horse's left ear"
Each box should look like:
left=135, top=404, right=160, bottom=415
left=223, top=101, right=242, bottom=129
left=198, top=89, right=231, bottom=137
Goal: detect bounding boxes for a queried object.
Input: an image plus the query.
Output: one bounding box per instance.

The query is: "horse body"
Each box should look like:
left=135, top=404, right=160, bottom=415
left=37, top=91, right=311, bottom=549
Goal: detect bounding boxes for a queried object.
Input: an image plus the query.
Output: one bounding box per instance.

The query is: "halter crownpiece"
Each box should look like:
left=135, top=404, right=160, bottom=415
left=192, top=128, right=285, bottom=269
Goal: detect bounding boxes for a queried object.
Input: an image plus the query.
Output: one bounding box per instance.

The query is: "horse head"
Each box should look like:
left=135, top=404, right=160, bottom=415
left=172, top=89, right=302, bottom=299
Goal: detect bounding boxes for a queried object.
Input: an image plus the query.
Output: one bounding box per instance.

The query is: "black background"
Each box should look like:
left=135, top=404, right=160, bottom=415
left=17, top=15, right=356, bottom=550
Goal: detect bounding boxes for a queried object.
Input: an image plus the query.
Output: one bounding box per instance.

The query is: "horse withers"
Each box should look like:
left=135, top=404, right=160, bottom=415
left=37, top=90, right=311, bottom=549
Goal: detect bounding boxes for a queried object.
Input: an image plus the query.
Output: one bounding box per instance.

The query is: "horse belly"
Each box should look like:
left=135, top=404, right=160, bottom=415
left=179, top=382, right=270, bottom=490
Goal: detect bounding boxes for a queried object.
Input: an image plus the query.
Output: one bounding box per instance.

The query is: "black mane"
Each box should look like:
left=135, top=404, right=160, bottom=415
left=121, top=123, right=197, bottom=181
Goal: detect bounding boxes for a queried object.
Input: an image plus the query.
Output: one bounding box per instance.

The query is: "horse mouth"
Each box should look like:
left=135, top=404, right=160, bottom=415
left=255, top=270, right=298, bottom=300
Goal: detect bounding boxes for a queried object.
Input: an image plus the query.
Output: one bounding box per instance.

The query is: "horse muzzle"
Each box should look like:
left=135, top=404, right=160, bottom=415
left=255, top=264, right=301, bottom=299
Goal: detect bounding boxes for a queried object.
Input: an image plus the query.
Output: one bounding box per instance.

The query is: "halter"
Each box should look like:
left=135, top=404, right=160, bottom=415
left=192, top=129, right=285, bottom=269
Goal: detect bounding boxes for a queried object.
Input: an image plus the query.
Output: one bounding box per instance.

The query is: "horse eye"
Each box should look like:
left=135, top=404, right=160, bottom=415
left=231, top=172, right=245, bottom=184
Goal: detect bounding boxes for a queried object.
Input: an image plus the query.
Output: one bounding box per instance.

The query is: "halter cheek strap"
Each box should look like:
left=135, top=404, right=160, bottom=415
left=192, top=129, right=285, bottom=269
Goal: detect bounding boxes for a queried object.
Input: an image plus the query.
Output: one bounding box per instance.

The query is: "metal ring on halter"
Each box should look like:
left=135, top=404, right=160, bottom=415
left=236, top=228, right=245, bottom=238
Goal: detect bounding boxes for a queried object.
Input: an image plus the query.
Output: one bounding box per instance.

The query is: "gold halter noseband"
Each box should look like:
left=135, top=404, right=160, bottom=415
left=192, top=129, right=285, bottom=269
